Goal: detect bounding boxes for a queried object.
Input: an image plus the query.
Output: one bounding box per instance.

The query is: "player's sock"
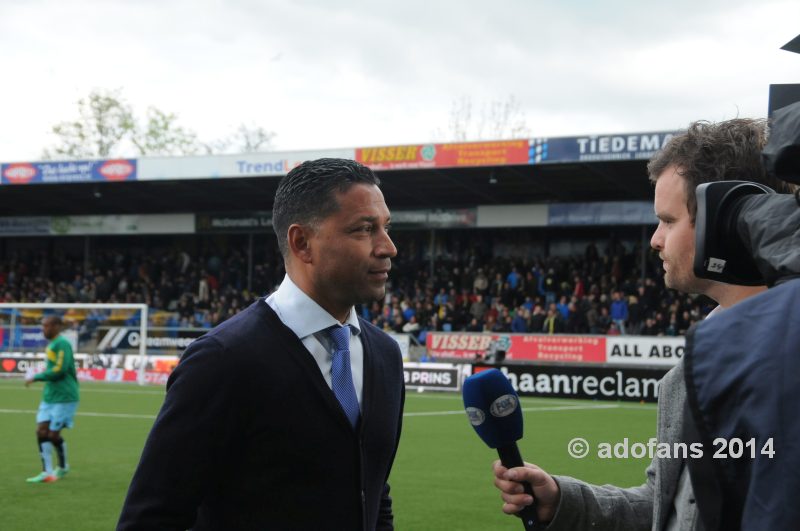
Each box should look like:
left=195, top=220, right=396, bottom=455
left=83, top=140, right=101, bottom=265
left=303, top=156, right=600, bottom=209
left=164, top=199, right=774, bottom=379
left=37, top=436, right=48, bottom=472
left=53, top=437, right=68, bottom=470
left=40, top=441, right=55, bottom=475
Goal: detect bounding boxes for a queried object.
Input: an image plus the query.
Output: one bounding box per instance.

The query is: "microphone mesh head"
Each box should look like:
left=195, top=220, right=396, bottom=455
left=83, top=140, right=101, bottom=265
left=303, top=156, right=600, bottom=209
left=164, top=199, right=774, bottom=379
left=462, top=368, right=523, bottom=448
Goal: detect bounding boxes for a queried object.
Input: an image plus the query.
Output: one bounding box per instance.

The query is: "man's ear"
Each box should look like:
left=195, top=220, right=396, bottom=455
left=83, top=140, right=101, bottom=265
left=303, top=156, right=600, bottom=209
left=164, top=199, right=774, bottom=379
left=287, top=224, right=314, bottom=264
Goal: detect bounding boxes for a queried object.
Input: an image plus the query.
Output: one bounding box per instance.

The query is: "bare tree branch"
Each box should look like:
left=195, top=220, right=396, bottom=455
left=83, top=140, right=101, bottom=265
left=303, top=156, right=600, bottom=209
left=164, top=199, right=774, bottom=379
left=433, top=95, right=530, bottom=142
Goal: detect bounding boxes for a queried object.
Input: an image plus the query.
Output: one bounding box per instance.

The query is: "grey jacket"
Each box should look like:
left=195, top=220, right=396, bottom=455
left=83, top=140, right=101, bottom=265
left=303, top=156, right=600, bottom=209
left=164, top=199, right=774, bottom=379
left=543, top=362, right=699, bottom=531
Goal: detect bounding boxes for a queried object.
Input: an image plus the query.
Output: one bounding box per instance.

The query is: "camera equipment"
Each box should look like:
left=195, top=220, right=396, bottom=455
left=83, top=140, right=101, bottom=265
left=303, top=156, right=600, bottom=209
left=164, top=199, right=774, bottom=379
left=685, top=70, right=800, bottom=529
left=693, top=101, right=800, bottom=287
left=484, top=339, right=507, bottom=364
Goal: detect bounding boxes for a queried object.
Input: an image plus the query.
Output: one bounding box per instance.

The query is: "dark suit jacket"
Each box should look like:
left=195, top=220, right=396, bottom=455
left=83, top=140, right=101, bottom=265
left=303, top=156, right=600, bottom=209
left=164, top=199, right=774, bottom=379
left=117, top=298, right=405, bottom=530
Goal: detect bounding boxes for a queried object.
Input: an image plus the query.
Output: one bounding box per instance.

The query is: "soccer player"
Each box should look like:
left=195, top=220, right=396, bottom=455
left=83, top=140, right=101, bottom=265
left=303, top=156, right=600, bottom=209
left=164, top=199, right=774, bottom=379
left=25, top=315, right=80, bottom=483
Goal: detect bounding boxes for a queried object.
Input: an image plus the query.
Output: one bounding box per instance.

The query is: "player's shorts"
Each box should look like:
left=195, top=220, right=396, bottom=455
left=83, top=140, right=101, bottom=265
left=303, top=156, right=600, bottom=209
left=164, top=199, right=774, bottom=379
left=36, top=401, right=79, bottom=430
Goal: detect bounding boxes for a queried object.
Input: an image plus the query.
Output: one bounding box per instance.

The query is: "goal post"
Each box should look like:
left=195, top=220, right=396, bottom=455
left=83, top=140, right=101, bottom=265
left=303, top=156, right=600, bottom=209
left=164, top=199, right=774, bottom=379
left=0, top=302, right=151, bottom=385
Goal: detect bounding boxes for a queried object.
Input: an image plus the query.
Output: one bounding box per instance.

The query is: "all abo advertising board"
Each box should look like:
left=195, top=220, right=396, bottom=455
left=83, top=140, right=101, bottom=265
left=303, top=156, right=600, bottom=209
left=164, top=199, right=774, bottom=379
left=426, top=332, right=684, bottom=367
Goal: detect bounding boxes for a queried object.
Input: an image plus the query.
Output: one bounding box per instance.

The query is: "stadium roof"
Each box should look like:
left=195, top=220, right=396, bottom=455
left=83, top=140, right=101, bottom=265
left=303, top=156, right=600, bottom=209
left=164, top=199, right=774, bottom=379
left=0, top=132, right=676, bottom=216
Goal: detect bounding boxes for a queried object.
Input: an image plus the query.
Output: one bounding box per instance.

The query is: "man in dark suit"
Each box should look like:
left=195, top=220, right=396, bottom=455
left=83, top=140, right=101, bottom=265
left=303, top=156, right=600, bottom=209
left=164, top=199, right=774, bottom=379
left=118, top=158, right=405, bottom=530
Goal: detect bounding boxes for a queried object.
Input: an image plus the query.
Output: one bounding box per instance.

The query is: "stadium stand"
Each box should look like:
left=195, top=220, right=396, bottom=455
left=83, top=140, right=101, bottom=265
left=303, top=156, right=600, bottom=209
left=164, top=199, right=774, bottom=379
left=0, top=233, right=713, bottom=339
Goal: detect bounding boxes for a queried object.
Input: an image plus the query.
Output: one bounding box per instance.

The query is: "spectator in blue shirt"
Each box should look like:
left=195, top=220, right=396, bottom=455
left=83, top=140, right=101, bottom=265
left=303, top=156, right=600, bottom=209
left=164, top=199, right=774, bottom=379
left=610, top=290, right=629, bottom=335
left=556, top=296, right=570, bottom=320
left=433, top=288, right=448, bottom=307
left=511, top=307, right=528, bottom=333
left=401, top=302, right=416, bottom=322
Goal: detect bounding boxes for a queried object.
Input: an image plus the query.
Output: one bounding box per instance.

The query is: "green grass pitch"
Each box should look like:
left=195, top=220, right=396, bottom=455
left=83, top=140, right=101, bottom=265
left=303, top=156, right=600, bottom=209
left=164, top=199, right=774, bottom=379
left=0, top=379, right=656, bottom=530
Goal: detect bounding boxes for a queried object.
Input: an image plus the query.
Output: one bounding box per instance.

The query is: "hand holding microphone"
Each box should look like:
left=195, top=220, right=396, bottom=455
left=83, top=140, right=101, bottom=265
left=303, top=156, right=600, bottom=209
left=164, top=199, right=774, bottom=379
left=493, top=460, right=560, bottom=524
left=463, top=368, right=560, bottom=529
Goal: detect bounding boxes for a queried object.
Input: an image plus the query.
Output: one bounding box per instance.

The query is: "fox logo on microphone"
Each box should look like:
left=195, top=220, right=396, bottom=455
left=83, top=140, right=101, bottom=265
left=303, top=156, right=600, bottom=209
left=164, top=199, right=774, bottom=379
left=466, top=407, right=486, bottom=426
left=490, top=394, right=518, bottom=417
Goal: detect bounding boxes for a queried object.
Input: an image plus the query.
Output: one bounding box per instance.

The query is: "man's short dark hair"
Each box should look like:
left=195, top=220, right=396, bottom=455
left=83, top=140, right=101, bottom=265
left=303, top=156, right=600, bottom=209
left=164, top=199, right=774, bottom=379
left=272, top=158, right=381, bottom=257
left=43, top=315, right=62, bottom=326
left=648, top=118, right=792, bottom=222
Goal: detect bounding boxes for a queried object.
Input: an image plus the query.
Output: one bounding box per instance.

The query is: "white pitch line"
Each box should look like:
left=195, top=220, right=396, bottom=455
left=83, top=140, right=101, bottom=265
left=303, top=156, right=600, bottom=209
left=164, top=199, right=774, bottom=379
left=0, top=408, right=156, bottom=420
left=409, top=394, right=583, bottom=407
left=55, top=388, right=164, bottom=396
left=67, top=411, right=157, bottom=419
left=408, top=393, right=657, bottom=410
left=0, top=381, right=656, bottom=408
left=0, top=402, right=650, bottom=422
left=0, top=386, right=165, bottom=396
left=404, top=404, right=620, bottom=418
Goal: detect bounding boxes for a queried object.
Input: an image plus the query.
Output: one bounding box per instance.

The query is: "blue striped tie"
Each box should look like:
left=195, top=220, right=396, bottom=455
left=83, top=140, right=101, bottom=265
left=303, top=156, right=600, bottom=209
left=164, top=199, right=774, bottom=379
left=328, top=325, right=360, bottom=428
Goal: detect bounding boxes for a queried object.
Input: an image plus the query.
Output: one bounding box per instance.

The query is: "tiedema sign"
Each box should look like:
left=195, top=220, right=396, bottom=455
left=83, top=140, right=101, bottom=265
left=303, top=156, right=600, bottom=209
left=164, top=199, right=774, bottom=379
left=529, top=131, right=678, bottom=164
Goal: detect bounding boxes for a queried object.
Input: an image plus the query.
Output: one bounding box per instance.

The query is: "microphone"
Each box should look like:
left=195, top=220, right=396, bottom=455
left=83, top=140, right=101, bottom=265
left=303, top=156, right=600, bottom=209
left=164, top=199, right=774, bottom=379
left=463, top=368, right=538, bottom=530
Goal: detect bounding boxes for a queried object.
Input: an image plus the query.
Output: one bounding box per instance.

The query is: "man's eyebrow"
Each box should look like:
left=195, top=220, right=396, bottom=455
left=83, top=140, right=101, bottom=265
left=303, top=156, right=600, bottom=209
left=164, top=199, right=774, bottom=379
left=351, top=215, right=391, bottom=223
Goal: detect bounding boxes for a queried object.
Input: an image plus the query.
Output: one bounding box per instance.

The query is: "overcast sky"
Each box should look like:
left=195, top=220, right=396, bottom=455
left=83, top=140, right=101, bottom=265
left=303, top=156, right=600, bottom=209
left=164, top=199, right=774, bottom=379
left=1, top=0, right=798, bottom=162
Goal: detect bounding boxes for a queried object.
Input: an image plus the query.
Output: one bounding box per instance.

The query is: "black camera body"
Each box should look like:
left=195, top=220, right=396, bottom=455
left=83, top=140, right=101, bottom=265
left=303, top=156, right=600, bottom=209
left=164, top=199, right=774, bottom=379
left=693, top=181, right=775, bottom=285
left=693, top=102, right=800, bottom=287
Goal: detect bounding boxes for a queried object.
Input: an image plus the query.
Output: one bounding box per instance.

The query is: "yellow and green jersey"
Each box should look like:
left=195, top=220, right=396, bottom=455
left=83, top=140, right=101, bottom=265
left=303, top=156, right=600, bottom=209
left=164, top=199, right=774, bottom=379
left=33, top=335, right=79, bottom=403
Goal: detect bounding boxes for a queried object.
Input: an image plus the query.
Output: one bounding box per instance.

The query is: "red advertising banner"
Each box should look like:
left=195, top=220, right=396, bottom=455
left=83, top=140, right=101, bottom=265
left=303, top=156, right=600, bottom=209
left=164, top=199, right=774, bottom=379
left=426, top=333, right=494, bottom=358
left=427, top=333, right=607, bottom=363
left=356, top=140, right=530, bottom=171
left=76, top=368, right=169, bottom=385
left=77, top=368, right=138, bottom=382
left=512, top=335, right=606, bottom=363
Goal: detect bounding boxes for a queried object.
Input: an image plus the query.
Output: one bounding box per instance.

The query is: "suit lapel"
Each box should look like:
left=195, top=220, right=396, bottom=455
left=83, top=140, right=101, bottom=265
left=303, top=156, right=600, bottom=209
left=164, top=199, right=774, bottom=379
left=262, top=302, right=357, bottom=432
left=357, top=321, right=376, bottom=433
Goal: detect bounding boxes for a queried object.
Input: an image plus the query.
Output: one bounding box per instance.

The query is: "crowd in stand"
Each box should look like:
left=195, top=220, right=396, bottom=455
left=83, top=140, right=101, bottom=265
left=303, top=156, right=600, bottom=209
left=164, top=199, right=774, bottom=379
left=0, top=237, right=714, bottom=338
left=0, top=248, right=276, bottom=329
left=370, top=239, right=714, bottom=342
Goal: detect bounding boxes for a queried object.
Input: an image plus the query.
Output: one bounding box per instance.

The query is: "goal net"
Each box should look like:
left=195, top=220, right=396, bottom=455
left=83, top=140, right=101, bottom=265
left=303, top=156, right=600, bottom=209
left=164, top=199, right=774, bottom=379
left=0, top=302, right=164, bottom=385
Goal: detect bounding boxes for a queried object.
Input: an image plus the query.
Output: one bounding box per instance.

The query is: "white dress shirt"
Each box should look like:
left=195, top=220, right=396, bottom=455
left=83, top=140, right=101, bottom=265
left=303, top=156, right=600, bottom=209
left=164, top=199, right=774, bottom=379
left=266, top=274, right=364, bottom=406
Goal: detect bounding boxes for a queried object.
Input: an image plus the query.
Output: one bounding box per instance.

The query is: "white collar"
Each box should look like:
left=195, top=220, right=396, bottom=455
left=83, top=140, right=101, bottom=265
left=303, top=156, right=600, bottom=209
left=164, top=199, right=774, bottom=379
left=268, top=274, right=361, bottom=340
